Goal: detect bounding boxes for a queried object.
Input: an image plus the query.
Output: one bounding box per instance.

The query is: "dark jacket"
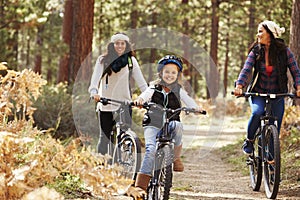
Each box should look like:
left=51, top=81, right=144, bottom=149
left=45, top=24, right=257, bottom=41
left=143, top=84, right=181, bottom=128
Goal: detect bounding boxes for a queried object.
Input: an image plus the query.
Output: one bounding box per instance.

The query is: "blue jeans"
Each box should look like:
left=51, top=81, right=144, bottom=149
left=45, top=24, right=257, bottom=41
left=247, top=96, right=285, bottom=140
left=139, top=121, right=183, bottom=175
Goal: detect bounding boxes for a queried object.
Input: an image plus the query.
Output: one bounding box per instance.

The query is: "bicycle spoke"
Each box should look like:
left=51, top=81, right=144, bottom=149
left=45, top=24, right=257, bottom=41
left=113, top=131, right=141, bottom=180
left=263, top=125, right=280, bottom=199
left=249, top=134, right=262, bottom=191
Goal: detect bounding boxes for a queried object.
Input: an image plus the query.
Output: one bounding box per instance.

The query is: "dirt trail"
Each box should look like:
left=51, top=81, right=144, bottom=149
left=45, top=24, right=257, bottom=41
left=115, top=116, right=300, bottom=200
left=171, top=147, right=300, bottom=200
left=169, top=119, right=300, bottom=200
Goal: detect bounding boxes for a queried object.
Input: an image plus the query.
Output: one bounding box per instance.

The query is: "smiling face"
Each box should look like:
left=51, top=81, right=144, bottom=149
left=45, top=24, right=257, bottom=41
left=114, top=40, right=127, bottom=56
left=161, top=63, right=179, bottom=85
left=257, top=24, right=271, bottom=46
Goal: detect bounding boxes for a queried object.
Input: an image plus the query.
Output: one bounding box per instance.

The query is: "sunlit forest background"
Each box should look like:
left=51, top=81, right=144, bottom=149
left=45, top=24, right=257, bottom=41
left=1, top=0, right=299, bottom=99
left=1, top=0, right=300, bottom=199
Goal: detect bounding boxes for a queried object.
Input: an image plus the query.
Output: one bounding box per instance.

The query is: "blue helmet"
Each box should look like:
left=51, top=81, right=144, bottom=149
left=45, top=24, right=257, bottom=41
left=157, top=55, right=183, bottom=72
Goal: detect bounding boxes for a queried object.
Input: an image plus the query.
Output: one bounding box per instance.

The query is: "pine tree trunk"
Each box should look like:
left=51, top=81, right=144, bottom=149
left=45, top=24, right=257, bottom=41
left=34, top=25, right=44, bottom=74
left=209, top=0, right=220, bottom=99
left=57, top=0, right=73, bottom=83
left=69, top=0, right=94, bottom=83
left=289, top=0, right=300, bottom=105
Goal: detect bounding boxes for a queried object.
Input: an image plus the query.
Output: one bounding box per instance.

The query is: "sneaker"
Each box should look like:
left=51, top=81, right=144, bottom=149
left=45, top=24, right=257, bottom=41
left=242, top=140, right=253, bottom=155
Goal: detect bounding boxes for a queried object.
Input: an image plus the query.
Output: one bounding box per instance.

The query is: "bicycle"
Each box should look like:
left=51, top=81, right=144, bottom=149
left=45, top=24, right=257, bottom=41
left=142, top=103, right=206, bottom=200
left=233, top=92, right=298, bottom=199
left=95, top=97, right=142, bottom=181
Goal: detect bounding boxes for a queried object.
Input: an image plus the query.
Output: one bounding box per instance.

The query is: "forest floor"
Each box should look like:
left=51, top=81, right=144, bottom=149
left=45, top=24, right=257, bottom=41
left=112, top=114, right=300, bottom=200
left=169, top=116, right=300, bottom=200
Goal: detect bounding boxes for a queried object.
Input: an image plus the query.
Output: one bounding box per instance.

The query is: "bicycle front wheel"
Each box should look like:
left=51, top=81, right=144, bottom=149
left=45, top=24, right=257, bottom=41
left=249, top=133, right=262, bottom=191
left=148, top=145, right=173, bottom=200
left=263, top=125, right=280, bottom=199
left=112, top=129, right=142, bottom=180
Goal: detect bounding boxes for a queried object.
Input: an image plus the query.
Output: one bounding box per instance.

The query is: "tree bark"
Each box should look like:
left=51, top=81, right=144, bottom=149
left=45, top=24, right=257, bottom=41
left=69, top=0, right=94, bottom=83
left=289, top=0, right=300, bottom=105
left=130, top=0, right=138, bottom=44
left=223, top=23, right=229, bottom=97
left=34, top=25, right=44, bottom=74
left=209, top=0, right=220, bottom=99
left=248, top=0, right=256, bottom=46
left=57, top=0, right=73, bottom=83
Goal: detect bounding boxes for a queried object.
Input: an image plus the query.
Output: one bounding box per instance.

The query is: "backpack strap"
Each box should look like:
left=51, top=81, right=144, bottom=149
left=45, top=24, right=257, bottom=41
left=246, top=45, right=260, bottom=92
left=128, top=56, right=133, bottom=97
left=128, top=56, right=133, bottom=75
left=101, top=56, right=134, bottom=90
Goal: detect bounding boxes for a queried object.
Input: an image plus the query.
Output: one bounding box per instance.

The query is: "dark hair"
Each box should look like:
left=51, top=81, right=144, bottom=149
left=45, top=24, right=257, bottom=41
left=263, top=24, right=286, bottom=64
left=101, top=38, right=136, bottom=69
left=248, top=24, right=287, bottom=67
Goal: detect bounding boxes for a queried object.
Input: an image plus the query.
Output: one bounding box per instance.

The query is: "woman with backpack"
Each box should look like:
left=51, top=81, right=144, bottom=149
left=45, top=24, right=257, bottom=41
left=88, top=32, right=147, bottom=155
left=233, top=20, right=300, bottom=155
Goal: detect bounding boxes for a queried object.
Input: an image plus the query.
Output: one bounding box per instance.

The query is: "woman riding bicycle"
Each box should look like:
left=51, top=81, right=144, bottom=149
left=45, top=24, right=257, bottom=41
left=233, top=20, right=300, bottom=155
left=88, top=32, right=147, bottom=155
left=133, top=55, right=203, bottom=193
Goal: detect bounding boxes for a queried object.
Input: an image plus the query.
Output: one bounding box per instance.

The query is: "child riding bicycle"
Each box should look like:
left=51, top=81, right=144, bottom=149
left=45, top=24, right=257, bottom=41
left=133, top=55, right=203, bottom=193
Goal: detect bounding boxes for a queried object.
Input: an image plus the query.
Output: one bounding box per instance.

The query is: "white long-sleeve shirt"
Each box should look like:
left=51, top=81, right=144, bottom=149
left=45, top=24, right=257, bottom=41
left=88, top=55, right=148, bottom=111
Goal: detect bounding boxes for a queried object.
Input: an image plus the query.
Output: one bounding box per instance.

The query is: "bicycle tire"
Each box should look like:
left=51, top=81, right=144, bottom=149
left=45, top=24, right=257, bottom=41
left=263, top=125, right=280, bottom=199
left=148, top=145, right=173, bottom=200
left=112, top=129, right=142, bottom=180
left=249, top=133, right=262, bottom=191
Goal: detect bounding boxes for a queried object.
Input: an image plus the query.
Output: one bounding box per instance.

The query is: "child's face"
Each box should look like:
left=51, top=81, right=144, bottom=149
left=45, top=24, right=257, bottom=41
left=161, top=63, right=179, bottom=85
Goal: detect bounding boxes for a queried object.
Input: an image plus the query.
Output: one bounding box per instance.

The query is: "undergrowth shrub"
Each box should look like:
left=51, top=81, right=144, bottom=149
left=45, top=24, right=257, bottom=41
left=33, top=83, right=77, bottom=140
left=0, top=67, right=135, bottom=200
left=280, top=105, right=300, bottom=182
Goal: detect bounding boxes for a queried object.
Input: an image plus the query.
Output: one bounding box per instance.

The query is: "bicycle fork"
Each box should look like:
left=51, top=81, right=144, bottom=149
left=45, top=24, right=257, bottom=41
left=152, top=142, right=173, bottom=186
left=260, top=117, right=278, bottom=163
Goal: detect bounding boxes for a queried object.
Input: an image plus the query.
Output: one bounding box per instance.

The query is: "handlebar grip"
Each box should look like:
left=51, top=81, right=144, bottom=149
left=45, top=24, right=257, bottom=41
left=200, top=110, right=207, bottom=115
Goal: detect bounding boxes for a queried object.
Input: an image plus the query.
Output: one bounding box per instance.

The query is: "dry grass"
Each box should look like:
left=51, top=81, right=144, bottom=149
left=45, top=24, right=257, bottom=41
left=0, top=68, right=134, bottom=200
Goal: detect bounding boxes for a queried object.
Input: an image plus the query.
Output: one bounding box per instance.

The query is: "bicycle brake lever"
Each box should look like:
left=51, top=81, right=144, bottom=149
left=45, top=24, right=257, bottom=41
left=100, top=98, right=109, bottom=105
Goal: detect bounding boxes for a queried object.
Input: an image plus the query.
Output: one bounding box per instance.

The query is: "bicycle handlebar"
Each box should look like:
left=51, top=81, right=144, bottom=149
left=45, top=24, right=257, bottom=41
left=142, top=102, right=206, bottom=115
left=231, top=91, right=297, bottom=99
left=94, top=97, right=138, bottom=107
left=93, top=97, right=206, bottom=115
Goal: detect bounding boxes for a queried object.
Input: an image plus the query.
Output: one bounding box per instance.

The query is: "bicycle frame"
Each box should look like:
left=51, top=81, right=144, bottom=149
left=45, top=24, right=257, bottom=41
left=146, top=104, right=206, bottom=200
left=255, top=95, right=278, bottom=163
left=151, top=111, right=175, bottom=185
left=96, top=97, right=142, bottom=180
left=236, top=92, right=298, bottom=199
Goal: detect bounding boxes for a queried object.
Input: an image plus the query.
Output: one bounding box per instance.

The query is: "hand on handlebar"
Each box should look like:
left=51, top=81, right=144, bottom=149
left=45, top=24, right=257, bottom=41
left=91, top=94, right=101, bottom=102
left=233, top=85, right=243, bottom=96
left=133, top=97, right=145, bottom=107
left=297, top=86, right=300, bottom=97
left=195, top=107, right=204, bottom=113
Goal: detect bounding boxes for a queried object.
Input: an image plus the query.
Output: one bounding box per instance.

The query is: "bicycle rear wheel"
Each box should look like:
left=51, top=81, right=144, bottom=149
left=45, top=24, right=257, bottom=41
left=113, top=129, right=141, bottom=180
left=147, top=145, right=173, bottom=200
left=263, top=125, right=280, bottom=199
left=249, top=133, right=262, bottom=191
